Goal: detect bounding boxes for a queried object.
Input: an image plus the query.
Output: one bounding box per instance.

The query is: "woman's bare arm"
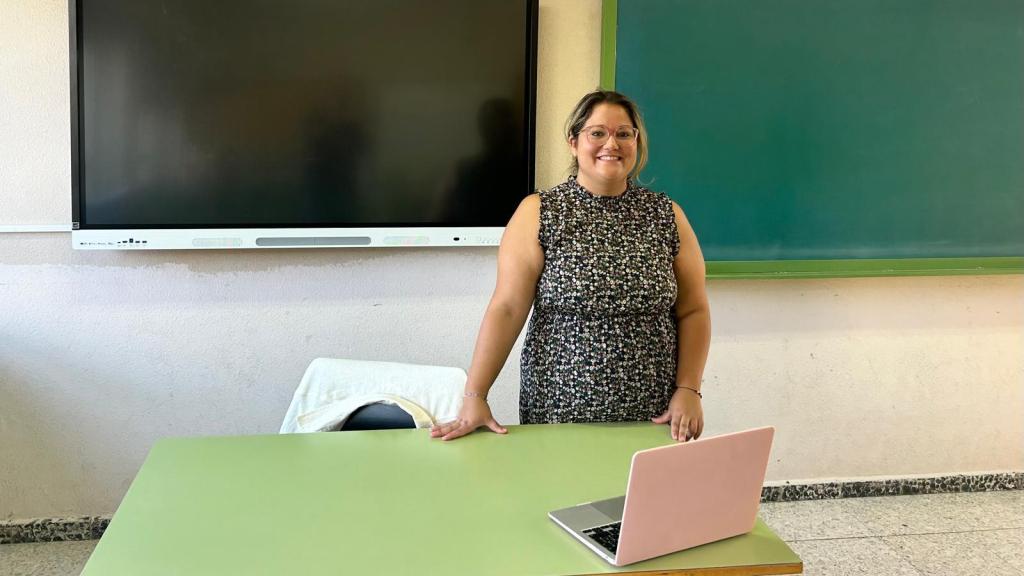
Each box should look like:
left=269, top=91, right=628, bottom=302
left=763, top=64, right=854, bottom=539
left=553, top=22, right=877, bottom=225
left=653, top=202, right=711, bottom=441
left=430, top=194, right=544, bottom=440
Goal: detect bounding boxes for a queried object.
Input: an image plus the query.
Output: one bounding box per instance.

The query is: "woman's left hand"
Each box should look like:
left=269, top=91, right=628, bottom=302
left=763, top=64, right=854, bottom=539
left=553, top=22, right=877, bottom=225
left=652, top=388, right=704, bottom=442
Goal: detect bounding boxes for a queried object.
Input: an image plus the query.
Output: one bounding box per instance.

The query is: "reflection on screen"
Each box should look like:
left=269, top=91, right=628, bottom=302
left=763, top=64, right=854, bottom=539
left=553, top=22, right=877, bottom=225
left=80, top=0, right=531, bottom=227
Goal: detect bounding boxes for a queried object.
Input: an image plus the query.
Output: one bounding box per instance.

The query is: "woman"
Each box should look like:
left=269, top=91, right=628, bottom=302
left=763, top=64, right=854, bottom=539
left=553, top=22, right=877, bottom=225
left=430, top=90, right=710, bottom=442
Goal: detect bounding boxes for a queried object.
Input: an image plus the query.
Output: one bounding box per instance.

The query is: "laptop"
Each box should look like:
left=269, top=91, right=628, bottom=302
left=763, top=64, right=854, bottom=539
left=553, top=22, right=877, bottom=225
left=548, top=426, right=774, bottom=566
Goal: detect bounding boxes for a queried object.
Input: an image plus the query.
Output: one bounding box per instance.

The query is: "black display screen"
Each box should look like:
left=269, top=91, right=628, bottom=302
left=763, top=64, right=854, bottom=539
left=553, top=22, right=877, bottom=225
left=73, top=0, right=536, bottom=228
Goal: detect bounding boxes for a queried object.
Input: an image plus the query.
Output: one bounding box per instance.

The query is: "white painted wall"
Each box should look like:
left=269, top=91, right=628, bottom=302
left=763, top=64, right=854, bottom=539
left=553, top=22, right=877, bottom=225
left=1, top=0, right=1022, bottom=520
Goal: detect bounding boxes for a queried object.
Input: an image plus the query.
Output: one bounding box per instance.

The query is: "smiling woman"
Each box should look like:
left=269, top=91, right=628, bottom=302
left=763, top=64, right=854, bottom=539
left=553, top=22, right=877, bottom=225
left=564, top=92, right=648, bottom=196
left=430, top=90, right=711, bottom=443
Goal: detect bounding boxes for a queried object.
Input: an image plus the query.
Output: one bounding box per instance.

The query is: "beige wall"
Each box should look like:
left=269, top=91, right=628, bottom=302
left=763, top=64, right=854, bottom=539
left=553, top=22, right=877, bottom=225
left=1, top=0, right=1022, bottom=519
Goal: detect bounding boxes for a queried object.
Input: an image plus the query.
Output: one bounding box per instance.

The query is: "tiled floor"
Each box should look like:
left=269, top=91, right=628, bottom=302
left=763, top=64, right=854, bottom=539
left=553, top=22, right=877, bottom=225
left=0, top=541, right=96, bottom=576
left=0, top=491, right=1021, bottom=575
left=759, top=491, right=1024, bottom=575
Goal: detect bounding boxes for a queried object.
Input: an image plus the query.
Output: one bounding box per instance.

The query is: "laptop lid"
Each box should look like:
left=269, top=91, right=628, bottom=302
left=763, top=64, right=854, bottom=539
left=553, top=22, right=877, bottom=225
left=614, top=426, right=774, bottom=566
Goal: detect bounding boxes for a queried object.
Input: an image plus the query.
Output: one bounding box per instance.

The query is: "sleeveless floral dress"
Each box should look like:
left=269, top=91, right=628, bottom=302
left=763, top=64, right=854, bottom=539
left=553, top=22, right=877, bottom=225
left=519, top=176, right=681, bottom=424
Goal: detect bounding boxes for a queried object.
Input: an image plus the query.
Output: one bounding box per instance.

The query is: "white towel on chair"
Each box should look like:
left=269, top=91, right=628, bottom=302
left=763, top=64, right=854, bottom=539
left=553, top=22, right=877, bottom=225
left=279, top=358, right=466, bottom=433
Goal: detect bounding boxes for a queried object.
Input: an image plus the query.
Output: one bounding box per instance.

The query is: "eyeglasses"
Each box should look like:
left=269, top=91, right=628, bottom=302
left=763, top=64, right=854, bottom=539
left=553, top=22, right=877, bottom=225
left=580, top=125, right=639, bottom=144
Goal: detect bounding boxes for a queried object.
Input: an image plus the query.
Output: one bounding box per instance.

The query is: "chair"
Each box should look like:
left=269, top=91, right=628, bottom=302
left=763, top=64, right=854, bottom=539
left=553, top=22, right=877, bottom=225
left=339, top=403, right=415, bottom=430
left=280, top=358, right=465, bottom=434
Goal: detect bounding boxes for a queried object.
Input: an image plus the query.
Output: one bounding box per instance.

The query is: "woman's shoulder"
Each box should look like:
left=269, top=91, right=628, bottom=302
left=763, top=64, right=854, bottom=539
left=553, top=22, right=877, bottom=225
left=533, top=180, right=583, bottom=217
left=515, top=191, right=541, bottom=213
left=629, top=180, right=668, bottom=200
left=628, top=182, right=676, bottom=212
left=536, top=179, right=576, bottom=199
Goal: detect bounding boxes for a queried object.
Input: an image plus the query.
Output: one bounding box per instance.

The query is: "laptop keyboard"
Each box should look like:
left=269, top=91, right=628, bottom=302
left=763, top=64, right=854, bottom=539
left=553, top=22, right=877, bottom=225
left=582, top=521, right=621, bottom=554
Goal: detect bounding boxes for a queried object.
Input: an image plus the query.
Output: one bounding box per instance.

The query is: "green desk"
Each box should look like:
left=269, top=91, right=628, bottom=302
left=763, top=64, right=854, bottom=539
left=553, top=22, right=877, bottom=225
left=83, top=423, right=802, bottom=575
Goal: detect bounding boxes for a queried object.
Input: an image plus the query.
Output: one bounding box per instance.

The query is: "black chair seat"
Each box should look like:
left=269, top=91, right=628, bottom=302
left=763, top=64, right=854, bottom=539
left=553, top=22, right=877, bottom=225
left=339, top=403, right=416, bottom=431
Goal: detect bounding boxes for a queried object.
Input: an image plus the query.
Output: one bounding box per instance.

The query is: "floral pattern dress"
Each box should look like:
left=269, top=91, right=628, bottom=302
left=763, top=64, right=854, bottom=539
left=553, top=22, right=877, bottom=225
left=519, top=176, right=681, bottom=424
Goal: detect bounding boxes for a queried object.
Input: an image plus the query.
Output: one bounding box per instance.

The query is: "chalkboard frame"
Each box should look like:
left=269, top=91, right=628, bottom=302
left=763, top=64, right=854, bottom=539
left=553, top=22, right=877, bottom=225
left=601, top=0, right=1023, bottom=279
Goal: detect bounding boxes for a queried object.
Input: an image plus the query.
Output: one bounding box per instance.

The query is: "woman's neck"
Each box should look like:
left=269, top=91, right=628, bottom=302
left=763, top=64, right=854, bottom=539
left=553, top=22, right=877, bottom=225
left=575, top=173, right=628, bottom=197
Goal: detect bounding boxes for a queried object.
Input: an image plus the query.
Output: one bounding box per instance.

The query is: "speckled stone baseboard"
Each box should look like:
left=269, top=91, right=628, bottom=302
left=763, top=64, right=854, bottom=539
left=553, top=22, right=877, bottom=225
left=761, top=471, right=1024, bottom=502
left=2, top=472, right=1020, bottom=544
left=0, top=517, right=108, bottom=545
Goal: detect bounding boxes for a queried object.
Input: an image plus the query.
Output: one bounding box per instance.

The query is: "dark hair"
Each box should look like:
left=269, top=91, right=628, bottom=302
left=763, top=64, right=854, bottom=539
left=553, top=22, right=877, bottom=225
left=565, top=89, right=648, bottom=179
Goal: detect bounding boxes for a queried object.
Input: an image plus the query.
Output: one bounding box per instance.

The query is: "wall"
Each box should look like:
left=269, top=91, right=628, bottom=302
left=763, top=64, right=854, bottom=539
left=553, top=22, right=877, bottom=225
left=1, top=0, right=1021, bottom=520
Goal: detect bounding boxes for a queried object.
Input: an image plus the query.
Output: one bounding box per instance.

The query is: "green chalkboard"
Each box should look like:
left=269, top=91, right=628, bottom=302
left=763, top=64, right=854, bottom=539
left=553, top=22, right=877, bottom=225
left=612, top=0, right=1024, bottom=276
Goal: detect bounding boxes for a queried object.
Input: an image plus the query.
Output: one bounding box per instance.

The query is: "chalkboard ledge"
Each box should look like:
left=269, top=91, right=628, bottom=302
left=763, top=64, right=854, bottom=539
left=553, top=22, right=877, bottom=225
left=706, top=258, right=1024, bottom=279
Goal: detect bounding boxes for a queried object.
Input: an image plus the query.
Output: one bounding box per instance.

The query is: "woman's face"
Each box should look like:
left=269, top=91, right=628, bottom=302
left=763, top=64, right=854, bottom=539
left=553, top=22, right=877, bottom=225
left=570, top=103, right=638, bottom=190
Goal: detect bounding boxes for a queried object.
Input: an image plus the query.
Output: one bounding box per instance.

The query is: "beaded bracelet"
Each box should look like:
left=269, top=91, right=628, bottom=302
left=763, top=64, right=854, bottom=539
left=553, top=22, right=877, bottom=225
left=676, top=386, right=702, bottom=399
left=463, top=391, right=487, bottom=400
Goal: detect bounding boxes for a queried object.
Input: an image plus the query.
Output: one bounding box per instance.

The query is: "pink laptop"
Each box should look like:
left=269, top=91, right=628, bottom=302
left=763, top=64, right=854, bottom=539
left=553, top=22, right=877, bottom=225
left=548, top=426, right=774, bottom=566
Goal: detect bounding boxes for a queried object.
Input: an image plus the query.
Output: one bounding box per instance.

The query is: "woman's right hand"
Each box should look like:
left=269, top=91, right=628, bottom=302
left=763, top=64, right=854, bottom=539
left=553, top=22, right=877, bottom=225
left=429, top=397, right=507, bottom=441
